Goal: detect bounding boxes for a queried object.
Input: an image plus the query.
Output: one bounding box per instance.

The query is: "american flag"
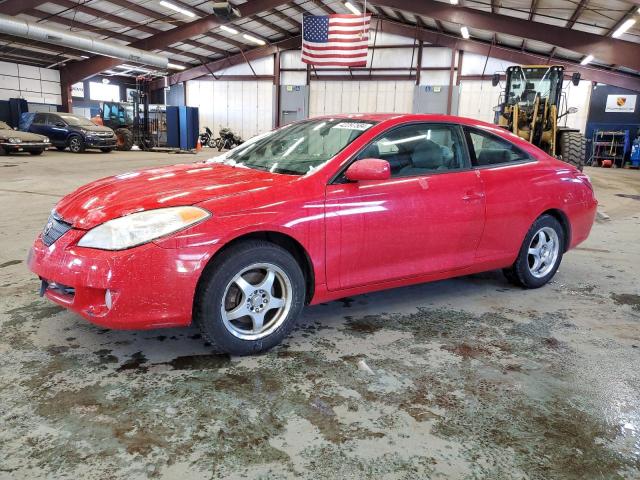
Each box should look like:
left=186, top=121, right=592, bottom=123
left=302, top=14, right=372, bottom=67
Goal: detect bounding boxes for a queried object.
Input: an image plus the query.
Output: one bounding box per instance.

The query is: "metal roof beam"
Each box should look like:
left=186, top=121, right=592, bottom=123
left=60, top=0, right=291, bottom=84
left=566, top=0, right=589, bottom=29
left=371, top=0, right=640, bottom=72
left=0, top=0, right=48, bottom=16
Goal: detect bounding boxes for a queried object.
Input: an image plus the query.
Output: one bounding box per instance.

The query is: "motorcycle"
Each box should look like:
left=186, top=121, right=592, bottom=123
left=216, top=127, right=243, bottom=151
left=199, top=126, right=214, bottom=147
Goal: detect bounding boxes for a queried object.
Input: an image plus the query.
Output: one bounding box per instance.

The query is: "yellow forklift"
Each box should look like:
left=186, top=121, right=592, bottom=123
left=492, top=65, right=586, bottom=170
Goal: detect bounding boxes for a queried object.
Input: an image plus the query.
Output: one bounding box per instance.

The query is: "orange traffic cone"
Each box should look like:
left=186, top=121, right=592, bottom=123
left=196, top=138, right=202, bottom=152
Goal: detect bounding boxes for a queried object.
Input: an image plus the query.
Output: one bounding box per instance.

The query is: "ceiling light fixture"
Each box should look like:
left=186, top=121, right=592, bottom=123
left=159, top=1, right=196, bottom=18
left=580, top=54, right=594, bottom=65
left=220, top=25, right=239, bottom=34
left=612, top=18, right=636, bottom=38
left=242, top=33, right=266, bottom=45
left=460, top=26, right=470, bottom=39
left=450, top=0, right=459, bottom=5
left=344, top=2, right=361, bottom=14
left=167, top=63, right=186, bottom=70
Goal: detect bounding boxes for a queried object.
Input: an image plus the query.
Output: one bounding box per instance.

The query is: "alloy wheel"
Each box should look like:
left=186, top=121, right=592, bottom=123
left=220, top=263, right=292, bottom=340
left=69, top=137, right=81, bottom=152
left=527, top=227, right=560, bottom=278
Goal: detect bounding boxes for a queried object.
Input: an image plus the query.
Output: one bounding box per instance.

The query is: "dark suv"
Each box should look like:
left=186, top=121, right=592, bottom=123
left=28, top=113, right=117, bottom=153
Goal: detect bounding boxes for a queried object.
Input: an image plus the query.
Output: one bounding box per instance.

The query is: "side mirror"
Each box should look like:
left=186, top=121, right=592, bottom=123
left=572, top=72, right=581, bottom=86
left=567, top=107, right=578, bottom=114
left=345, top=158, right=390, bottom=182
left=491, top=73, right=501, bottom=87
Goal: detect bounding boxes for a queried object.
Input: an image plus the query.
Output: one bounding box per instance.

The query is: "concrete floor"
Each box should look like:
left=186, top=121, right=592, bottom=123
left=1, top=148, right=639, bottom=479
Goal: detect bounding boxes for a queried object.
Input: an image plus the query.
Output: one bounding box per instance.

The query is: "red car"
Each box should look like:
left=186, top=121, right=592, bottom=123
left=28, top=114, right=597, bottom=355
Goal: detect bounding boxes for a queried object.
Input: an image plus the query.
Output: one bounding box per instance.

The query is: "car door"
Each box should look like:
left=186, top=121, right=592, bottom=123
left=47, top=114, right=69, bottom=145
left=325, top=123, right=486, bottom=291
left=463, top=126, right=539, bottom=261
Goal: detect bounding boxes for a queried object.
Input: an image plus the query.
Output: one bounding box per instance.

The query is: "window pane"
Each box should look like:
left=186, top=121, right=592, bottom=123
left=357, top=123, right=466, bottom=177
left=468, top=129, right=530, bottom=166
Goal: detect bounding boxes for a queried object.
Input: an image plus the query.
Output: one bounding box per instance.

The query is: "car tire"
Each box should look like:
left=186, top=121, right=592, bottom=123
left=558, top=131, right=586, bottom=171
left=29, top=149, right=44, bottom=156
left=115, top=128, right=133, bottom=151
left=100, top=148, right=112, bottom=153
left=68, top=135, right=85, bottom=153
left=503, top=214, right=564, bottom=288
left=194, top=240, right=306, bottom=355
left=56, top=146, right=66, bottom=151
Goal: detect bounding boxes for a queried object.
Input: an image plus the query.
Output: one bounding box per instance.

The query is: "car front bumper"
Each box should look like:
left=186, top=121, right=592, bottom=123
left=27, top=229, right=212, bottom=330
left=1, top=142, right=50, bottom=152
left=85, top=137, right=117, bottom=148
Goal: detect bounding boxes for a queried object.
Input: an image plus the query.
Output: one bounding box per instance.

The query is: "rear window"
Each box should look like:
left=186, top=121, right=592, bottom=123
left=466, top=128, right=532, bottom=166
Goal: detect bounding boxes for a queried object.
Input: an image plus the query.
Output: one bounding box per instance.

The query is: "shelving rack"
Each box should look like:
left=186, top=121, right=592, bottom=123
left=590, top=129, right=630, bottom=167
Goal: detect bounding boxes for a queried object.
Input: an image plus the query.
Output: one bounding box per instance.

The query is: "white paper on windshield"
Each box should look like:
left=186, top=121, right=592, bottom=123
left=332, top=122, right=372, bottom=131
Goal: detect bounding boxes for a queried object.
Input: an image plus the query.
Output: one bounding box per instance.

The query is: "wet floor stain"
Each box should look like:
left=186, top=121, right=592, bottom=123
left=615, top=193, right=640, bottom=201
left=0, top=259, right=22, bottom=268
left=2, top=293, right=640, bottom=479
left=611, top=293, right=640, bottom=311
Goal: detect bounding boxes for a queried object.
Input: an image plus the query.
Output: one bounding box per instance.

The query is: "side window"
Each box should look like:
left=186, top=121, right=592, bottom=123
left=356, top=123, right=468, bottom=178
left=32, top=113, right=46, bottom=125
left=466, top=128, right=532, bottom=167
left=47, top=115, right=62, bottom=126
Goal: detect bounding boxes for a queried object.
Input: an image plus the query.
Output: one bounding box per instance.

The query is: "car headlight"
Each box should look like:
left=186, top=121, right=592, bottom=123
left=8, top=137, right=22, bottom=144
left=42, top=137, right=50, bottom=143
left=77, top=206, right=210, bottom=250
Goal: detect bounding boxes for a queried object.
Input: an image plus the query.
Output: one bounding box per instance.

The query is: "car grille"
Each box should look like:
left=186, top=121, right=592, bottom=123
left=42, top=212, right=72, bottom=246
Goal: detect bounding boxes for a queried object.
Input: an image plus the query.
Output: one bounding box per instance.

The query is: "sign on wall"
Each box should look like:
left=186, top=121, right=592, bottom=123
left=71, top=82, right=84, bottom=98
left=605, top=94, right=637, bottom=113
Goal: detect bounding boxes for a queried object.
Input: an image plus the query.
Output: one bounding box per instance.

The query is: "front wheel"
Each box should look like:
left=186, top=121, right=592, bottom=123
left=503, top=214, right=564, bottom=288
left=68, top=135, right=85, bottom=153
left=194, top=241, right=306, bottom=355
left=115, top=128, right=133, bottom=151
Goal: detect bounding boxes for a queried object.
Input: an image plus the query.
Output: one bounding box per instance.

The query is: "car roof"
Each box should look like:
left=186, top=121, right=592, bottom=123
left=312, top=113, right=499, bottom=128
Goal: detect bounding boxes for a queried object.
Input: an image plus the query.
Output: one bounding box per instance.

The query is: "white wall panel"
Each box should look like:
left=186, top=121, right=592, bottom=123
left=18, top=64, right=40, bottom=79
left=186, top=80, right=274, bottom=139
left=19, top=78, right=41, bottom=93
left=461, top=53, right=513, bottom=76
left=371, top=48, right=416, bottom=69
left=0, top=61, right=61, bottom=105
left=40, top=68, right=60, bottom=82
left=458, top=80, right=502, bottom=123
left=281, top=51, right=305, bottom=69
left=0, top=75, right=20, bottom=90
left=0, top=61, right=18, bottom=76
left=310, top=80, right=414, bottom=116
left=213, top=56, right=274, bottom=76
left=421, top=48, right=453, bottom=68
left=419, top=71, right=451, bottom=86
left=281, top=71, right=307, bottom=85
left=561, top=80, right=591, bottom=132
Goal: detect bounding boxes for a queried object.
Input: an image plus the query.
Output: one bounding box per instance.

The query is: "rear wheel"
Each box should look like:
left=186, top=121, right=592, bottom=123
left=503, top=214, right=564, bottom=288
left=115, top=128, right=133, bottom=151
left=558, top=130, right=586, bottom=171
left=194, top=240, right=305, bottom=355
left=68, top=135, right=85, bottom=153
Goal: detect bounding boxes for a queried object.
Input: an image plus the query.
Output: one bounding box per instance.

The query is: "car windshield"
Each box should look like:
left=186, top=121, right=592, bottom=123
left=208, top=118, right=377, bottom=175
left=0, top=121, right=11, bottom=129
left=59, top=115, right=96, bottom=126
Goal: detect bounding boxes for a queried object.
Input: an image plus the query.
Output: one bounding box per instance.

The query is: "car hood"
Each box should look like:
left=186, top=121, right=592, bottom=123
left=1, top=129, right=47, bottom=141
left=81, top=124, right=114, bottom=133
left=55, top=163, right=292, bottom=229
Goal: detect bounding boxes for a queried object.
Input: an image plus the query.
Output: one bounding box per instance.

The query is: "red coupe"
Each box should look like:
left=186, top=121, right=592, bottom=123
left=28, top=114, right=597, bottom=354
